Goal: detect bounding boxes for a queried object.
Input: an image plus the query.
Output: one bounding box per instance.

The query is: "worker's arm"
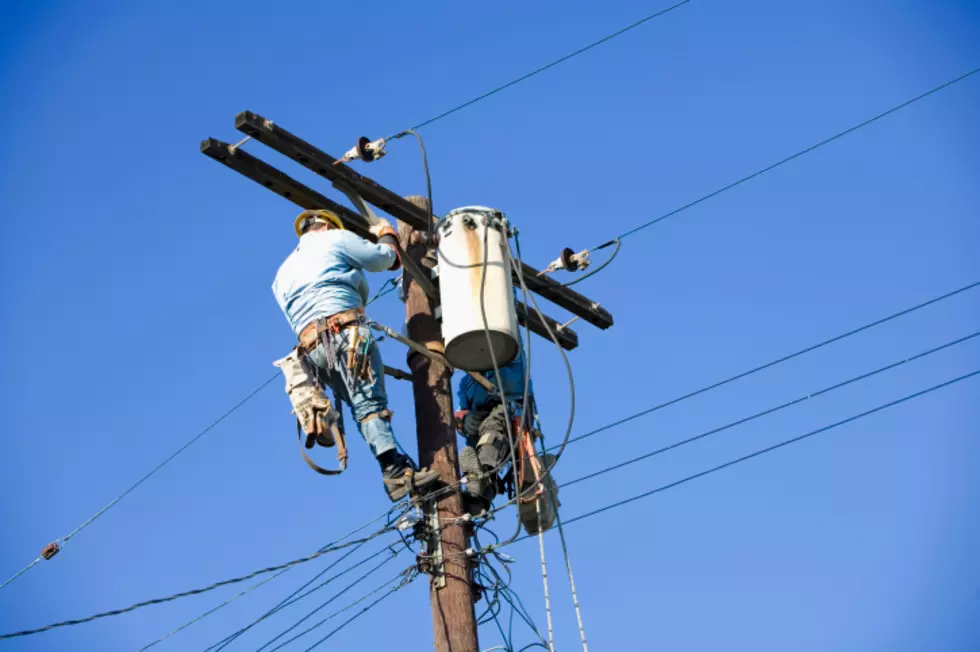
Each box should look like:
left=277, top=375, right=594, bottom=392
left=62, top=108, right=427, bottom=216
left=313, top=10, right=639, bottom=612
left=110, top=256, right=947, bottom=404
left=456, top=377, right=474, bottom=412
left=454, top=378, right=477, bottom=436
left=338, top=231, right=398, bottom=272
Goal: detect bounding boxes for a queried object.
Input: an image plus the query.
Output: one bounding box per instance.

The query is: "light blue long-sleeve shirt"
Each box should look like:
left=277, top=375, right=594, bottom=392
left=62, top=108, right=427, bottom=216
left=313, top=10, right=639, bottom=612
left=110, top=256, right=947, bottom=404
left=272, top=229, right=396, bottom=336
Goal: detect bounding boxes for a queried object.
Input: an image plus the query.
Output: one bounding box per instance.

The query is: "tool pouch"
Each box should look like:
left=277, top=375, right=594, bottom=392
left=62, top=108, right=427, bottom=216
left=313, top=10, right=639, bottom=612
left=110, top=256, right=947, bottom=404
left=273, top=347, right=348, bottom=475
left=517, top=432, right=560, bottom=536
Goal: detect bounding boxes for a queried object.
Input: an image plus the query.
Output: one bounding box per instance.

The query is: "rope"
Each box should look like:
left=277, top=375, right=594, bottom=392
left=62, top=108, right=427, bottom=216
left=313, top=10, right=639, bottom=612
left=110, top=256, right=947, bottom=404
left=598, top=67, right=980, bottom=247
left=0, top=372, right=280, bottom=591
left=564, top=330, right=980, bottom=488
left=549, top=507, right=588, bottom=652
left=551, top=279, right=980, bottom=452
left=386, top=0, right=691, bottom=137
left=0, top=528, right=393, bottom=641
left=534, top=501, right=556, bottom=652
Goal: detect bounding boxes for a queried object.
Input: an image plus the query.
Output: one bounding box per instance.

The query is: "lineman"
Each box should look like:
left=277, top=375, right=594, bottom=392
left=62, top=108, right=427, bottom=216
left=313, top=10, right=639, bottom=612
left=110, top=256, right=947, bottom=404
left=272, top=209, right=438, bottom=501
left=454, top=340, right=533, bottom=511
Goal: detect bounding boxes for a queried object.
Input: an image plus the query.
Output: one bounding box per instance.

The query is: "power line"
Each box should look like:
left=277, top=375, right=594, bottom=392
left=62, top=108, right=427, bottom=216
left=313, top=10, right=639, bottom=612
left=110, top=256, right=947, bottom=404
left=270, top=567, right=418, bottom=652
left=206, top=544, right=394, bottom=651
left=558, top=369, right=980, bottom=529
left=564, top=330, right=979, bottom=489
left=146, top=505, right=410, bottom=650
left=387, top=0, right=691, bottom=137
left=139, top=567, right=287, bottom=651
left=595, top=67, right=980, bottom=247
left=551, top=279, right=979, bottom=452
left=0, top=528, right=393, bottom=641
left=0, top=372, right=281, bottom=591
left=259, top=550, right=402, bottom=651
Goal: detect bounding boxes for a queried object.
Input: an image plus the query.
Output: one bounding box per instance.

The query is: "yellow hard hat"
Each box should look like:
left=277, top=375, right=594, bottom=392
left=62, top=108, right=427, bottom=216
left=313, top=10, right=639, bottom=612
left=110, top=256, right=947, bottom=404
left=294, top=209, right=344, bottom=237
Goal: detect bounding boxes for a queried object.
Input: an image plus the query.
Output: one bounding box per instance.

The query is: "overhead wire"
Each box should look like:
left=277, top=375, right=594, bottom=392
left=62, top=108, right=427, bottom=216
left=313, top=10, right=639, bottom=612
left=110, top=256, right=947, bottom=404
left=0, top=372, right=281, bottom=592
left=139, top=568, right=287, bottom=651
left=202, top=503, right=411, bottom=651
left=256, top=547, right=402, bottom=651
left=385, top=0, right=691, bottom=137
left=0, top=524, right=398, bottom=641
left=551, top=279, right=980, bottom=452
left=205, top=546, right=386, bottom=651
left=563, top=330, right=980, bottom=489
left=511, top=368, right=980, bottom=541
left=272, top=566, right=419, bottom=652
left=592, top=67, right=980, bottom=248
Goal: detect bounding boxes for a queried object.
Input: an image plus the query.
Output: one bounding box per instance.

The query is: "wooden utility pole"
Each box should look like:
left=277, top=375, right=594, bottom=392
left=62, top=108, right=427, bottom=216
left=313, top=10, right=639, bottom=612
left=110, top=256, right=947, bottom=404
left=399, top=196, right=479, bottom=652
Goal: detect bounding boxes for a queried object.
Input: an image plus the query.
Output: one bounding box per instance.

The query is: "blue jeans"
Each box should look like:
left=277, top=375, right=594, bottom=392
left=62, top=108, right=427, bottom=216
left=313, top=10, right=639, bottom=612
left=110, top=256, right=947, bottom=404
left=308, top=323, right=397, bottom=458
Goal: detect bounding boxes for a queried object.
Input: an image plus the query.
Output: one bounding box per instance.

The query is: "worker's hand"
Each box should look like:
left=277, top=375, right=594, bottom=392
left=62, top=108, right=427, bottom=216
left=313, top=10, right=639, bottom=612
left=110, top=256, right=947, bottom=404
left=460, top=411, right=483, bottom=440
left=369, top=219, right=395, bottom=240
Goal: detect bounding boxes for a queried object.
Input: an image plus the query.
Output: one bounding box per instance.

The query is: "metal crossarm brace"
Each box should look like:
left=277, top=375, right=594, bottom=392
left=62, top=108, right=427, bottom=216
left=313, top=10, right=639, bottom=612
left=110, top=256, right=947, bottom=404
left=200, top=138, right=579, bottom=350
left=233, top=111, right=614, bottom=331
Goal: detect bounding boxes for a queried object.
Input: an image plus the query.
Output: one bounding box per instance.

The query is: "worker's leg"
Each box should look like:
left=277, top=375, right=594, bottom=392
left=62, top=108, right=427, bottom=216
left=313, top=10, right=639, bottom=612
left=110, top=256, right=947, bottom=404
left=476, top=403, right=513, bottom=471
left=310, top=324, right=394, bottom=456
left=330, top=324, right=438, bottom=500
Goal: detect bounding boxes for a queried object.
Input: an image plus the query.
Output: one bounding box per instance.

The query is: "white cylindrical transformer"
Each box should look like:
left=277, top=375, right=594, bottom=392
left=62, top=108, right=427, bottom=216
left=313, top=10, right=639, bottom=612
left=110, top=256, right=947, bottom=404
left=437, top=206, right=519, bottom=372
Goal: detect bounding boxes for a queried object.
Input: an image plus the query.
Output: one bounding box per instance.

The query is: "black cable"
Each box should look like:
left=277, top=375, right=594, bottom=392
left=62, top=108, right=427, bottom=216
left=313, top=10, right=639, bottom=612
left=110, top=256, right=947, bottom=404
left=293, top=568, right=417, bottom=652
left=559, top=238, right=622, bottom=288
left=0, top=527, right=395, bottom=641
left=0, top=372, right=281, bottom=591
left=515, top=369, right=980, bottom=541
left=550, top=279, right=980, bottom=452
left=208, top=540, right=400, bottom=651
left=482, top=232, right=577, bottom=538
left=385, top=0, right=691, bottom=136
left=391, top=128, right=435, bottom=242
left=257, top=549, right=401, bottom=651
left=564, top=331, right=980, bottom=489
left=599, top=67, right=980, bottom=247
left=477, top=217, right=524, bottom=543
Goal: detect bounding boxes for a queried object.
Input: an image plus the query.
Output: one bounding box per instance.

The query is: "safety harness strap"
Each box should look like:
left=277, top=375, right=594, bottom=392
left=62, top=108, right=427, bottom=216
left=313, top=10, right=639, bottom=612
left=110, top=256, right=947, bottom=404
left=297, top=421, right=348, bottom=475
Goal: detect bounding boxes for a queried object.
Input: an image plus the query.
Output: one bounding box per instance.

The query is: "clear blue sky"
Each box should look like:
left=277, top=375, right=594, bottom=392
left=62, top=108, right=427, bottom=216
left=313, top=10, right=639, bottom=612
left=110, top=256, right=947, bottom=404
left=1, top=1, right=978, bottom=650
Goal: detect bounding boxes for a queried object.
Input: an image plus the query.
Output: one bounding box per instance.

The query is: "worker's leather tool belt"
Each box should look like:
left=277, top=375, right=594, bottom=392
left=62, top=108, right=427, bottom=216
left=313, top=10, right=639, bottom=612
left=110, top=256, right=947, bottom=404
left=298, top=308, right=365, bottom=353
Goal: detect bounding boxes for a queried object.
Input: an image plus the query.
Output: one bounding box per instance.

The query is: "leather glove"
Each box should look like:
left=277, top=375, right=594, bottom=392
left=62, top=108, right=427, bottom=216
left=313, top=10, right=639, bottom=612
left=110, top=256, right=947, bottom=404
left=461, top=410, right=485, bottom=440
left=369, top=220, right=395, bottom=240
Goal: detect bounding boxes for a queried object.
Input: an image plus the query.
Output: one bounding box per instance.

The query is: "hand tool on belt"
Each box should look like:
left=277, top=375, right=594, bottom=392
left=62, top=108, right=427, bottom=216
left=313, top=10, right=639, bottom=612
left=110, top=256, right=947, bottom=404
left=298, top=308, right=365, bottom=354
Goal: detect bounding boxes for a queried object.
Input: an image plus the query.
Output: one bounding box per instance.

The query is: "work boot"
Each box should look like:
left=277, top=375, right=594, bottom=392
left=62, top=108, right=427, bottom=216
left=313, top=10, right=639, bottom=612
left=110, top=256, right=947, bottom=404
left=459, top=446, right=495, bottom=516
left=380, top=451, right=440, bottom=502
